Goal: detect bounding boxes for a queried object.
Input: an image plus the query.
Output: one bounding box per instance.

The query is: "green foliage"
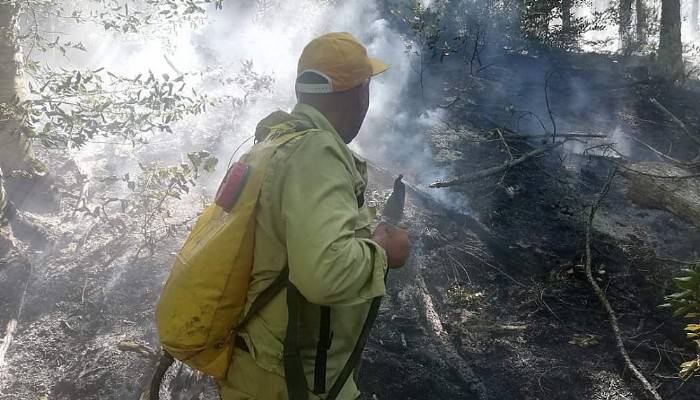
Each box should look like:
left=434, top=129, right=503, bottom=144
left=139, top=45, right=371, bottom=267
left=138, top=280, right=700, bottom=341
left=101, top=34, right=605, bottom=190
left=520, top=0, right=613, bottom=50
left=119, top=152, right=218, bottom=255
left=187, top=150, right=218, bottom=177
left=392, top=3, right=451, bottom=62
left=11, top=0, right=222, bottom=39
left=8, top=68, right=213, bottom=148
left=660, top=263, right=700, bottom=378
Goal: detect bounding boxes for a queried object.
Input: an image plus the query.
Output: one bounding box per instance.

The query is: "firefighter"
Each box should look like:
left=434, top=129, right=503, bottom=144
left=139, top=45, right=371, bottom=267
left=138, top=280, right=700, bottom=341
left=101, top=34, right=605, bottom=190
left=218, top=32, right=411, bottom=400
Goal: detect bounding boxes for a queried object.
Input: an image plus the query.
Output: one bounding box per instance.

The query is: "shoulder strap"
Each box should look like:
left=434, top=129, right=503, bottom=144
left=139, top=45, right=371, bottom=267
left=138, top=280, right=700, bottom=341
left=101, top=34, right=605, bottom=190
left=238, top=268, right=289, bottom=329
left=285, top=282, right=385, bottom=400
left=284, top=282, right=310, bottom=400
left=325, top=295, right=382, bottom=400
left=313, top=306, right=332, bottom=394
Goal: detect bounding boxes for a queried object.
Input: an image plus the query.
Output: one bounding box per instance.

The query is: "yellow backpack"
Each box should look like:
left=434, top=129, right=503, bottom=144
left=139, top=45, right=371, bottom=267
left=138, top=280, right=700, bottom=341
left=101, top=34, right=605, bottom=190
left=155, top=115, right=314, bottom=379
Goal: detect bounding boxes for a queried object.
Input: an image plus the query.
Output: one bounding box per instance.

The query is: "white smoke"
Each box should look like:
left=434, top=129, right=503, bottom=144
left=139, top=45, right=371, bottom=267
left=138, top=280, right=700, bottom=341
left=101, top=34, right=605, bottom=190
left=39, top=0, right=446, bottom=201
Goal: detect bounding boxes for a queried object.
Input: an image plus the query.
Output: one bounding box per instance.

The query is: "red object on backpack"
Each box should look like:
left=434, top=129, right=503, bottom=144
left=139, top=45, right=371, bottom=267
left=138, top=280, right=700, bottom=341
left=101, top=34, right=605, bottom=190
left=215, top=162, right=251, bottom=212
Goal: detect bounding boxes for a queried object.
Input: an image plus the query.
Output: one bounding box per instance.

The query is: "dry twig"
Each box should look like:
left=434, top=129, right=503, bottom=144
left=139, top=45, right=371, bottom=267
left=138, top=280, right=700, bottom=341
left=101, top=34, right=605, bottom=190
left=614, top=162, right=700, bottom=181
left=623, top=133, right=696, bottom=167
left=584, top=168, right=663, bottom=400
left=650, top=98, right=700, bottom=150
left=503, top=133, right=606, bottom=140
left=0, top=319, right=17, bottom=365
left=430, top=141, right=566, bottom=188
left=495, top=129, right=514, bottom=161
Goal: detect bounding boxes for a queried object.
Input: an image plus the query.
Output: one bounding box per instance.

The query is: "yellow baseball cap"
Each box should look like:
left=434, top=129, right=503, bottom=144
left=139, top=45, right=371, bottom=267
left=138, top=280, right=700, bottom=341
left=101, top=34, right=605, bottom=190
left=296, top=32, right=389, bottom=94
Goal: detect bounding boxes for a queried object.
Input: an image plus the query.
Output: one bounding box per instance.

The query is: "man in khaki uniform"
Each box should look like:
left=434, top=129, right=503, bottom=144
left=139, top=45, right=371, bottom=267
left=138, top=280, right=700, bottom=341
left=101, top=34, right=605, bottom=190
left=218, top=33, right=410, bottom=399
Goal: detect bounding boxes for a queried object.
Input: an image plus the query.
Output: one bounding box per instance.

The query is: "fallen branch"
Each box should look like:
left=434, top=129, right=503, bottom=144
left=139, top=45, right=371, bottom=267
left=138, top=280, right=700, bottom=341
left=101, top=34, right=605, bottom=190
left=614, top=162, right=700, bottom=180
left=495, top=129, right=514, bottom=161
left=650, top=98, right=700, bottom=148
left=623, top=133, right=692, bottom=166
left=0, top=319, right=17, bottom=365
left=430, top=141, right=565, bottom=188
left=584, top=168, right=663, bottom=400
left=117, top=340, right=159, bottom=360
left=502, top=133, right=606, bottom=140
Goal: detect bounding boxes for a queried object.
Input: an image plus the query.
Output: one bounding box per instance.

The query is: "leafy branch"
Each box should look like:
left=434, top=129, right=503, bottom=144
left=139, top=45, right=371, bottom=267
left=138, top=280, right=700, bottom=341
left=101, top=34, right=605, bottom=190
left=660, top=263, right=700, bottom=379
left=6, top=68, right=213, bottom=148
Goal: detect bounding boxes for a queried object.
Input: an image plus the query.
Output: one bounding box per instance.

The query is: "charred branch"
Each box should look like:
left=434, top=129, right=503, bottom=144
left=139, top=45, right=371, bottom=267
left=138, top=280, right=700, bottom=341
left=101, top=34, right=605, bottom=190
left=430, top=141, right=566, bottom=188
left=650, top=98, right=700, bottom=151
left=502, top=133, right=606, bottom=140
left=584, top=168, right=663, bottom=400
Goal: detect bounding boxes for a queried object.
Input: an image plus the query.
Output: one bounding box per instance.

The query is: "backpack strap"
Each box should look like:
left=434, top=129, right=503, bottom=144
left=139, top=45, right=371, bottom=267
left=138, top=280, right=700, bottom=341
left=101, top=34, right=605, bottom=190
left=313, top=306, right=332, bottom=394
left=324, top=294, right=382, bottom=400
left=238, top=267, right=289, bottom=329
left=284, top=193, right=382, bottom=399
left=284, top=280, right=385, bottom=400
left=284, top=282, right=310, bottom=400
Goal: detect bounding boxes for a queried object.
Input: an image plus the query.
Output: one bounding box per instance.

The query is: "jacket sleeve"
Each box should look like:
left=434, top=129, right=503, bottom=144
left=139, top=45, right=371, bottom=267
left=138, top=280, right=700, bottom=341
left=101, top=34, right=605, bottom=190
left=281, top=133, right=388, bottom=306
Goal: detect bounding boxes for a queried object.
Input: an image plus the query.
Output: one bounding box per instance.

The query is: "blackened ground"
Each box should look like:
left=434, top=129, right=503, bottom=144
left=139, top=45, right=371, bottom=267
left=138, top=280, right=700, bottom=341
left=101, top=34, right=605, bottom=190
left=357, top=51, right=700, bottom=399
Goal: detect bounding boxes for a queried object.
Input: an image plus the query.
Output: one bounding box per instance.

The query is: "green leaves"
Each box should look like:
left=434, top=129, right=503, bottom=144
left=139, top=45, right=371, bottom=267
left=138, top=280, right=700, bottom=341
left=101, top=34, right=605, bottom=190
left=661, top=262, right=700, bottom=378
left=114, top=152, right=217, bottom=255
left=187, top=151, right=218, bottom=177
left=394, top=2, right=447, bottom=60
left=17, top=67, right=213, bottom=149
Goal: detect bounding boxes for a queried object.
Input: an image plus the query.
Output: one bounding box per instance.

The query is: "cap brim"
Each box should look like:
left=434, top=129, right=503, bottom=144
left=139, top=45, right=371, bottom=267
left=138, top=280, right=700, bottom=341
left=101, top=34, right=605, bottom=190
left=369, top=58, right=390, bottom=76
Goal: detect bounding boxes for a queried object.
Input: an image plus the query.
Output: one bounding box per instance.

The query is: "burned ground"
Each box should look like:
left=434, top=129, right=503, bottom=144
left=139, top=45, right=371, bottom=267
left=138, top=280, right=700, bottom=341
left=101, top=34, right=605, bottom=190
left=2, top=50, right=700, bottom=400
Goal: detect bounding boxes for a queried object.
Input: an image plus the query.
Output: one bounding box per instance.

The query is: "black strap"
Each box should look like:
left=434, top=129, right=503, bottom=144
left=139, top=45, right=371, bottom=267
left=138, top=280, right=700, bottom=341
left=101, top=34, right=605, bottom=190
left=149, top=351, right=174, bottom=400
left=313, top=306, right=332, bottom=394
left=325, top=295, right=382, bottom=400
left=238, top=268, right=289, bottom=329
left=284, top=282, right=309, bottom=400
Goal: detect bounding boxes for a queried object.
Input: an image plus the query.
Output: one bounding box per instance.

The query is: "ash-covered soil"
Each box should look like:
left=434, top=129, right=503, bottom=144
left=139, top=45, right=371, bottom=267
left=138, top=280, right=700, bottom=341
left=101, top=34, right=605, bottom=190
left=2, top=50, right=700, bottom=400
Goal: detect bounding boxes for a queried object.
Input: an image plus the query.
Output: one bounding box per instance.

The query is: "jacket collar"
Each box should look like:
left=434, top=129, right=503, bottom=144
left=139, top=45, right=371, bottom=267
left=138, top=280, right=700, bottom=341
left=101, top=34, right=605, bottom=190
left=291, top=103, right=340, bottom=138
left=291, top=102, right=368, bottom=188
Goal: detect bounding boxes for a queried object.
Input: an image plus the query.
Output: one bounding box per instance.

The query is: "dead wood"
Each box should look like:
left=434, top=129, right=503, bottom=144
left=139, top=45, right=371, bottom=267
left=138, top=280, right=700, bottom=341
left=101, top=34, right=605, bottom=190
left=495, top=129, right=514, bottom=161
left=650, top=98, right=700, bottom=150
left=624, top=133, right=698, bottom=167
left=502, top=133, right=607, bottom=140
left=412, top=273, right=488, bottom=400
left=615, top=162, right=700, bottom=180
left=117, top=340, right=159, bottom=359
left=584, top=168, right=664, bottom=400
left=0, top=319, right=17, bottom=365
left=430, top=141, right=566, bottom=188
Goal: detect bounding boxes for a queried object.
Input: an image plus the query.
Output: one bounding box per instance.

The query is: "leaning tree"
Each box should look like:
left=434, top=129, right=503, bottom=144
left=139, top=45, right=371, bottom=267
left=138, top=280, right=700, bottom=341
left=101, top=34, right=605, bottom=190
left=0, top=2, right=33, bottom=223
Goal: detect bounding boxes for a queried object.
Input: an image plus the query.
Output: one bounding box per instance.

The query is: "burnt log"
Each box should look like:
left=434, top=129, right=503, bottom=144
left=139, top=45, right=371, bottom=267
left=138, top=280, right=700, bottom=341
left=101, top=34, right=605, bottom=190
left=623, top=162, right=700, bottom=227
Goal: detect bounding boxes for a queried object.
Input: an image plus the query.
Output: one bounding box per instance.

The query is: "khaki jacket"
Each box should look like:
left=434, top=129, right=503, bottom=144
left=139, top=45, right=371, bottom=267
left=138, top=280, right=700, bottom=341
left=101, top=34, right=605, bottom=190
left=235, top=103, right=388, bottom=399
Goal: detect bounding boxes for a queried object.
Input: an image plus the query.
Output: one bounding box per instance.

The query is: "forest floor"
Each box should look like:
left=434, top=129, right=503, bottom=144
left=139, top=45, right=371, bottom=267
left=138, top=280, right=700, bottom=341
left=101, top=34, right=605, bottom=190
left=1, top=50, right=700, bottom=400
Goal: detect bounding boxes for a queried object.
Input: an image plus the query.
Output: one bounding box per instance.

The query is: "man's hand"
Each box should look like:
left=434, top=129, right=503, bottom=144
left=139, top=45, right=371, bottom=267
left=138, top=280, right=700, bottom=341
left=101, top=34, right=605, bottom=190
left=372, top=222, right=410, bottom=268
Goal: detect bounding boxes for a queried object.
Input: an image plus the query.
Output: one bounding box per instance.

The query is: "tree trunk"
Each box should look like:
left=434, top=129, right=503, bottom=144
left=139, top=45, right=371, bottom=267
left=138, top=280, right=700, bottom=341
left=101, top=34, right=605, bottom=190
left=561, top=0, right=572, bottom=31
left=656, top=0, right=684, bottom=81
left=619, top=0, right=634, bottom=54
left=635, top=0, right=648, bottom=47
left=0, top=2, right=33, bottom=175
